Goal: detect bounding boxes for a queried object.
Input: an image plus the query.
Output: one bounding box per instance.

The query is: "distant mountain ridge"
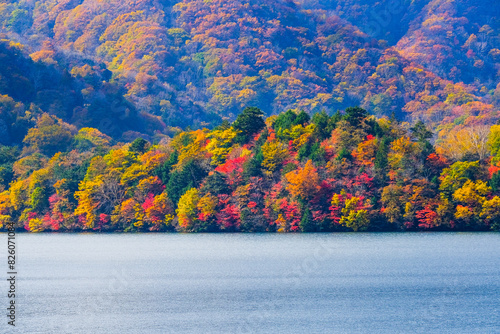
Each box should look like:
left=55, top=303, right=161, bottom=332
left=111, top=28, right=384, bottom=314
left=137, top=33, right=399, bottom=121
left=0, top=0, right=499, bottom=138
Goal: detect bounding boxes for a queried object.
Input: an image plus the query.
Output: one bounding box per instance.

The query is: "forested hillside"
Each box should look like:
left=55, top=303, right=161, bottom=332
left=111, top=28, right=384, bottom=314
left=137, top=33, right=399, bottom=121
left=0, top=0, right=500, bottom=232
left=1, top=107, right=500, bottom=232
left=0, top=37, right=162, bottom=141
left=1, top=0, right=499, bottom=132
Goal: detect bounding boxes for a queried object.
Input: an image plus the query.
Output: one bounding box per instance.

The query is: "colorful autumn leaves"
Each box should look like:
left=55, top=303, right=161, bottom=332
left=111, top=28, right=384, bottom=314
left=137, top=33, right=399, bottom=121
left=2, top=106, right=500, bottom=232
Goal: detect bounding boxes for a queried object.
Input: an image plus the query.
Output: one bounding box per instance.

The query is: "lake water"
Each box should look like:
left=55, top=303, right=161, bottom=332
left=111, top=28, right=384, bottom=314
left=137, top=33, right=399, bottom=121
left=2, top=233, right=500, bottom=333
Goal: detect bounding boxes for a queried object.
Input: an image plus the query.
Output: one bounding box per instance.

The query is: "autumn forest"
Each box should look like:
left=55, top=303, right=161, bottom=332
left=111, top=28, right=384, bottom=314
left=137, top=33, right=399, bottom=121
left=0, top=0, right=500, bottom=232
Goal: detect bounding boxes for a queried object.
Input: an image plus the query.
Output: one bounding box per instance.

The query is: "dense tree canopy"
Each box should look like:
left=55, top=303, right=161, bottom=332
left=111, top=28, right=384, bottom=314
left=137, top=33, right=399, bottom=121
left=0, top=1, right=500, bottom=232
left=0, top=0, right=499, bottom=133
left=1, top=107, right=499, bottom=232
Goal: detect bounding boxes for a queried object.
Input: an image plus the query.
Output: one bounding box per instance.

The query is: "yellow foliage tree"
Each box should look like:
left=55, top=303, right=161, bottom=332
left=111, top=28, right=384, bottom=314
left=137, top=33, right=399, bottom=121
left=121, top=163, right=147, bottom=188
left=453, top=180, right=490, bottom=207
left=352, top=136, right=378, bottom=166
left=437, top=125, right=490, bottom=161
left=140, top=150, right=168, bottom=172
left=261, top=139, right=288, bottom=174
left=331, top=190, right=369, bottom=231
left=285, top=160, right=319, bottom=200
left=206, top=127, right=237, bottom=165
left=197, top=193, right=218, bottom=218
left=176, top=188, right=200, bottom=230
left=9, top=180, right=27, bottom=211
left=171, top=130, right=208, bottom=169
left=488, top=124, right=500, bottom=161
left=480, top=196, right=500, bottom=226
left=74, top=127, right=111, bottom=147
left=74, top=177, right=103, bottom=228
left=388, top=136, right=421, bottom=169
left=0, top=191, right=11, bottom=228
left=280, top=124, right=315, bottom=150
left=387, top=136, right=422, bottom=182
left=28, top=217, right=44, bottom=233
left=453, top=180, right=490, bottom=220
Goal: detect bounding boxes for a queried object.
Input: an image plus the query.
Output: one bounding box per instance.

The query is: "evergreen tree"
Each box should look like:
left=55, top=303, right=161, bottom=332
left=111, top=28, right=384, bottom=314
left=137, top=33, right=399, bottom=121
left=202, top=171, right=231, bottom=195
left=300, top=207, right=315, bottom=232
left=166, top=159, right=207, bottom=205
left=233, top=107, right=266, bottom=144
left=491, top=172, right=500, bottom=193
left=293, top=110, right=310, bottom=126
left=343, top=106, right=369, bottom=127
left=153, top=150, right=178, bottom=185
left=273, top=109, right=297, bottom=131
left=129, top=137, right=149, bottom=154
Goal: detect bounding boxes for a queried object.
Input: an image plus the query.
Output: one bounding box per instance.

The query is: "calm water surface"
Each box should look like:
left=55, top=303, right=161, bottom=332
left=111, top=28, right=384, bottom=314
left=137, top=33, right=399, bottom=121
left=2, top=233, right=500, bottom=333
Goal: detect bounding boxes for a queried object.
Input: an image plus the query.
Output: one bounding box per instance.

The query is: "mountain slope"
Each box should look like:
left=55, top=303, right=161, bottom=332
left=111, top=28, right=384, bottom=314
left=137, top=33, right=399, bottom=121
left=0, top=0, right=498, bottom=133
left=397, top=0, right=500, bottom=86
left=0, top=36, right=159, bottom=142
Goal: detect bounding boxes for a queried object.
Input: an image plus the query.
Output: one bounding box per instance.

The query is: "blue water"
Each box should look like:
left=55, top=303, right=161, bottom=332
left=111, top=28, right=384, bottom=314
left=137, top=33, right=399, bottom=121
left=2, top=233, right=500, bottom=333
